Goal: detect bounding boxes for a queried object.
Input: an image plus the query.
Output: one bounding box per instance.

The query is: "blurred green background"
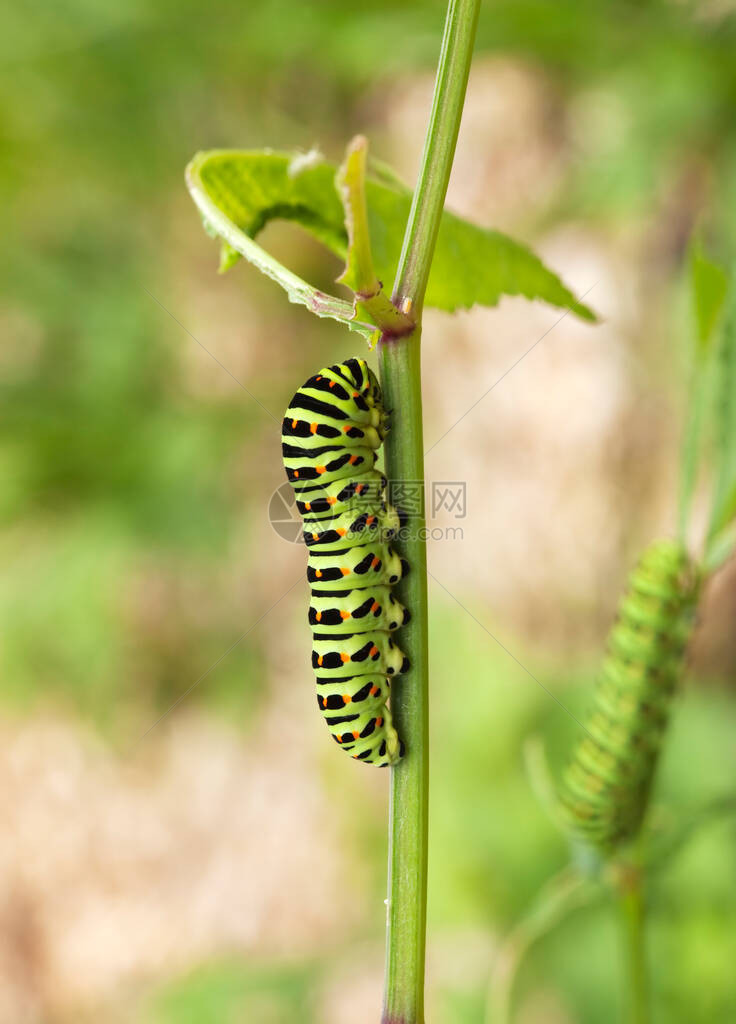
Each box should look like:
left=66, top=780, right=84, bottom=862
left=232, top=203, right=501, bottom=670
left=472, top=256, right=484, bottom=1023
left=2, top=1, right=736, bottom=1021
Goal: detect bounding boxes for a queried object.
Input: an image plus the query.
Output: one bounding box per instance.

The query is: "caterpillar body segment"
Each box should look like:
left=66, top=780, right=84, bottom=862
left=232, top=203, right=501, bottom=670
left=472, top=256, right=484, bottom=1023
left=302, top=502, right=400, bottom=551
left=306, top=542, right=405, bottom=590
left=283, top=444, right=377, bottom=486
left=309, top=587, right=409, bottom=634
left=282, top=415, right=383, bottom=453
left=282, top=358, right=408, bottom=766
left=560, top=540, right=698, bottom=853
left=311, top=631, right=409, bottom=677
left=295, top=472, right=389, bottom=520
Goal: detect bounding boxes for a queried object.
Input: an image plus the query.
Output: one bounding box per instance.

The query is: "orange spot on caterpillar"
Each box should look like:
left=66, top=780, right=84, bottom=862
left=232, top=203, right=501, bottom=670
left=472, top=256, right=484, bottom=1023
left=366, top=516, right=375, bottom=526
left=369, top=646, right=378, bottom=657
left=348, top=455, right=358, bottom=464
left=336, top=735, right=342, bottom=743
left=337, top=528, right=346, bottom=537
left=371, top=557, right=379, bottom=569
left=343, top=694, right=351, bottom=704
left=376, top=717, right=383, bottom=727
left=352, top=391, right=359, bottom=398
left=355, top=484, right=364, bottom=494
left=316, top=611, right=322, bottom=622
left=316, top=465, right=326, bottom=474
left=340, top=652, right=350, bottom=663
left=340, top=610, right=350, bottom=619
left=370, top=686, right=379, bottom=696
left=293, top=470, right=299, bottom=478
left=370, top=602, right=379, bottom=613
left=310, top=422, right=317, bottom=434
left=352, top=731, right=360, bottom=739
left=328, top=381, right=335, bottom=388
left=304, top=502, right=311, bottom=511
left=312, top=533, right=319, bottom=541
left=316, top=375, right=322, bottom=381
left=327, top=496, right=337, bottom=505
left=318, top=656, right=323, bottom=667
left=315, top=569, right=323, bottom=578
left=340, top=567, right=350, bottom=576
left=291, top=418, right=298, bottom=428
left=343, top=425, right=353, bottom=434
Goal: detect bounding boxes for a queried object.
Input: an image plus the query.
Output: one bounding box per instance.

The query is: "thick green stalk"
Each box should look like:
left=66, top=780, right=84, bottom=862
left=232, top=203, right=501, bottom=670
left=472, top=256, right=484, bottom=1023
left=379, top=2, right=480, bottom=1021
left=380, top=332, right=428, bottom=1024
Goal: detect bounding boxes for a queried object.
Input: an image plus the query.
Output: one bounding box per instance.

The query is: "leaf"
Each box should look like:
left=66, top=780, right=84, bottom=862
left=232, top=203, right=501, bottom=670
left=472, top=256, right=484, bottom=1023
left=677, top=357, right=712, bottom=538
left=365, top=180, right=597, bottom=320
left=335, top=136, right=413, bottom=338
left=690, top=239, right=728, bottom=359
left=186, top=149, right=597, bottom=326
left=707, top=271, right=736, bottom=543
left=186, top=151, right=374, bottom=340
left=679, top=243, right=729, bottom=538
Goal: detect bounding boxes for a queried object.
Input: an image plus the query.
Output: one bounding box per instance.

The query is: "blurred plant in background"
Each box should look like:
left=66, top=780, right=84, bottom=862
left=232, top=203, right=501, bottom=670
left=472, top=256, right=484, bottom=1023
left=2, top=1, right=736, bottom=1021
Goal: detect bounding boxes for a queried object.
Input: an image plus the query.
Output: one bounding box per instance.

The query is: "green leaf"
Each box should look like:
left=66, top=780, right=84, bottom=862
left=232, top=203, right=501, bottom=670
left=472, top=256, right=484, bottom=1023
left=366, top=178, right=597, bottom=320
left=186, top=149, right=597, bottom=326
left=186, top=150, right=373, bottom=340
left=690, top=239, right=728, bottom=359
left=335, top=136, right=413, bottom=337
left=678, top=358, right=712, bottom=538
left=679, top=244, right=729, bottom=539
left=707, top=273, right=736, bottom=543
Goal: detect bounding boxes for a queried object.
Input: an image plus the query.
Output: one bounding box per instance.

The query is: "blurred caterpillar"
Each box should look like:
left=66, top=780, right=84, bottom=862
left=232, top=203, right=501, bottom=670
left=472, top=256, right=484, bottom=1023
left=282, top=358, right=409, bottom=766
left=559, top=540, right=699, bottom=853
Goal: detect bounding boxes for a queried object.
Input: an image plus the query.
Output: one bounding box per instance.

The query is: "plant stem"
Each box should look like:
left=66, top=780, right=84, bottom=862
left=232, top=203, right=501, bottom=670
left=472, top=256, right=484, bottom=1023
left=379, top=2, right=480, bottom=1022
left=391, top=0, right=481, bottom=318
left=380, top=331, right=429, bottom=1024
left=618, top=868, right=649, bottom=1024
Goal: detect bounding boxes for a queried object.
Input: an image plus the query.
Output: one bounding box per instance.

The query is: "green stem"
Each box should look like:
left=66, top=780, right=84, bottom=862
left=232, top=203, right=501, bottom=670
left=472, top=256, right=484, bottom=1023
left=380, top=331, right=429, bottom=1024
left=391, top=0, right=481, bottom=318
left=618, top=868, right=649, bottom=1024
left=379, top=2, right=480, bottom=1022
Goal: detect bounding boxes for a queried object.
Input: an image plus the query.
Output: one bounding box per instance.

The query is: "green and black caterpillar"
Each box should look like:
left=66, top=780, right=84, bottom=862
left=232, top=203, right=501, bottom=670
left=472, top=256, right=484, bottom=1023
left=282, top=358, right=409, bottom=766
left=560, top=540, right=699, bottom=853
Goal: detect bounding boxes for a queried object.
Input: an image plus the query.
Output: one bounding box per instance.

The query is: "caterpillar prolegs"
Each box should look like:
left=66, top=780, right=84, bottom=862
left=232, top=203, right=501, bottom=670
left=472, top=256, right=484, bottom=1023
left=560, top=540, right=699, bottom=853
left=282, top=358, right=409, bottom=766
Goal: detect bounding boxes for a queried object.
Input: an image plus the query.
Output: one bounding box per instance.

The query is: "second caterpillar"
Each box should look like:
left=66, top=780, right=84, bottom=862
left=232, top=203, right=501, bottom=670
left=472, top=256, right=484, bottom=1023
left=282, top=357, right=409, bottom=766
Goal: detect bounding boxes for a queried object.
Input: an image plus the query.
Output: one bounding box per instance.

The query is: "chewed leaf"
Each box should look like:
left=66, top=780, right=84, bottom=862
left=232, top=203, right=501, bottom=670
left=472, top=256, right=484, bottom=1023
left=187, top=153, right=373, bottom=339
left=186, top=149, right=597, bottom=324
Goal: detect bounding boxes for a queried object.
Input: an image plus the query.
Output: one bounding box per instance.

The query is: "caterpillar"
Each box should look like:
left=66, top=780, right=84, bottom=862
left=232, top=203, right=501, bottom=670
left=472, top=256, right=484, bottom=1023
left=559, top=540, right=698, bottom=853
left=282, top=358, right=409, bottom=766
